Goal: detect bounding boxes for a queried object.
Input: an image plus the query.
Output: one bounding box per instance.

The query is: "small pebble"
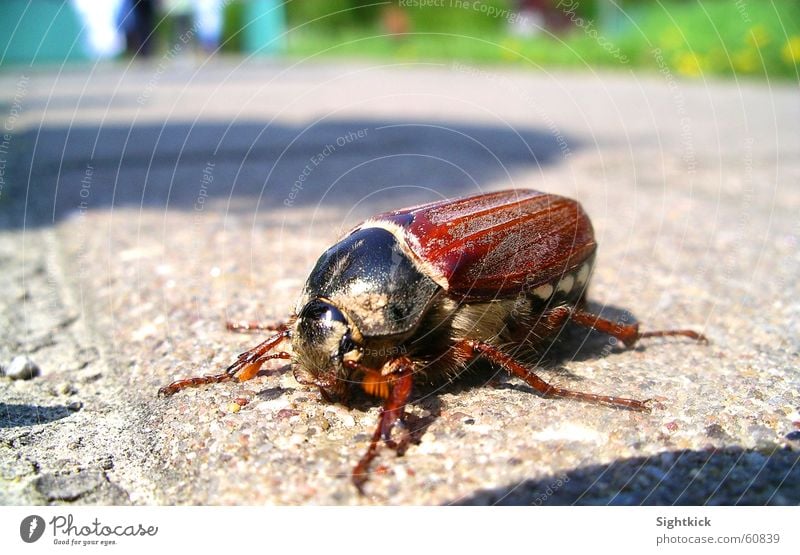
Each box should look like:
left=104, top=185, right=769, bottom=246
left=4, top=356, right=40, bottom=380
left=97, top=456, right=114, bottom=470
left=309, top=416, right=330, bottom=431
left=227, top=402, right=241, bottom=414
left=448, top=411, right=475, bottom=425
left=67, top=401, right=83, bottom=411
left=60, top=383, right=78, bottom=395
left=277, top=408, right=300, bottom=419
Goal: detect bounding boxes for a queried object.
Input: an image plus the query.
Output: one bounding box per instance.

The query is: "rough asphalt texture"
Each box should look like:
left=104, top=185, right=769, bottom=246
left=0, top=61, right=798, bottom=505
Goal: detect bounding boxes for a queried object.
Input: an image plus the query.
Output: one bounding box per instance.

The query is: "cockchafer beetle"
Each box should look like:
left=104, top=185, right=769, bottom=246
left=159, top=189, right=706, bottom=492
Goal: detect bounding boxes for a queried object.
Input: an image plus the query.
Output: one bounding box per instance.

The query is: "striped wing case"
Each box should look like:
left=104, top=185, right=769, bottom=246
left=363, top=189, right=596, bottom=300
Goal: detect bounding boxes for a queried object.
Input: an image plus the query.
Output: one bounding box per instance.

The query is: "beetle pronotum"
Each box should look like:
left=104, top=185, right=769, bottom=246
left=160, top=189, right=706, bottom=492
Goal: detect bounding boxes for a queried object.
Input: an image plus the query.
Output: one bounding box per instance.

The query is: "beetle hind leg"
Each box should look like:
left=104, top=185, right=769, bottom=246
left=565, top=307, right=707, bottom=348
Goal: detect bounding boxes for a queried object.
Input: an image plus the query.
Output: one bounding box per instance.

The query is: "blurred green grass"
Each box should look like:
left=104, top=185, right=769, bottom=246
left=269, top=0, right=800, bottom=80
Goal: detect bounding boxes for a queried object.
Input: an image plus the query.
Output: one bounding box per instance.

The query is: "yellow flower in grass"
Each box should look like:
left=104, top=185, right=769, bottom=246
left=732, top=49, right=759, bottom=74
left=396, top=42, right=418, bottom=61
left=746, top=25, right=770, bottom=48
left=675, top=52, right=703, bottom=77
left=782, top=36, right=800, bottom=64
left=501, top=38, right=523, bottom=61
left=707, top=48, right=728, bottom=71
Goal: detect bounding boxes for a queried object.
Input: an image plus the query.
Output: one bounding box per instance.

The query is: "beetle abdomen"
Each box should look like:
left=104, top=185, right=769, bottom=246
left=360, top=189, right=596, bottom=301
left=402, top=256, right=594, bottom=385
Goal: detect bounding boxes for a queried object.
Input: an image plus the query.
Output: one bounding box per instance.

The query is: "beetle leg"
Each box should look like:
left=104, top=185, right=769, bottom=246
left=350, top=357, right=414, bottom=494
left=225, top=320, right=290, bottom=334
left=461, top=339, right=650, bottom=412
left=565, top=307, right=707, bottom=348
left=158, top=328, right=292, bottom=396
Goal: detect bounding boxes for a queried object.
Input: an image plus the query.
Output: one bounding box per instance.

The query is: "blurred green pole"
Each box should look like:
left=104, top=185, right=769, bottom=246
left=243, top=0, right=286, bottom=55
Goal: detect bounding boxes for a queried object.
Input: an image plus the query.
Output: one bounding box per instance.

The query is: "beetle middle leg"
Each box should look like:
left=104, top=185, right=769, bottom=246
left=158, top=327, right=292, bottom=396
left=460, top=339, right=650, bottom=411
left=348, top=357, right=414, bottom=494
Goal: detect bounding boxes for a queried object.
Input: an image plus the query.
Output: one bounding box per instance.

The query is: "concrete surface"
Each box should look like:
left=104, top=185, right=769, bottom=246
left=0, top=60, right=798, bottom=505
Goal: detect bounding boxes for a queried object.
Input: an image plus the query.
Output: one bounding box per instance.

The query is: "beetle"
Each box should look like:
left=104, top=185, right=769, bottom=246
left=159, top=189, right=706, bottom=492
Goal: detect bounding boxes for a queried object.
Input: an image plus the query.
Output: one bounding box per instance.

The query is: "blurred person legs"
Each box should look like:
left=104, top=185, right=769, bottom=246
left=71, top=0, right=125, bottom=59
left=195, top=0, right=224, bottom=54
left=164, top=0, right=194, bottom=44
left=119, top=0, right=156, bottom=57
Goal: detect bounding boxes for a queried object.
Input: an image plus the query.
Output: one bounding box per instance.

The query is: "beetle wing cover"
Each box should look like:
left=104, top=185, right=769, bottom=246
left=365, top=189, right=596, bottom=300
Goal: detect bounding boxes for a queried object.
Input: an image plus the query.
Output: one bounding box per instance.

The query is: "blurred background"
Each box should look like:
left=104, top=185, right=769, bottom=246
left=2, top=0, right=798, bottom=78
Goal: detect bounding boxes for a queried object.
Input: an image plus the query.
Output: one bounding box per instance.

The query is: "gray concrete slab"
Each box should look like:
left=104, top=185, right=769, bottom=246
left=0, top=60, right=797, bottom=504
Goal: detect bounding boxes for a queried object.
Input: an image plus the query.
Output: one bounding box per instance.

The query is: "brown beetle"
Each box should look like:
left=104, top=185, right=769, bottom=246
left=159, top=189, right=706, bottom=492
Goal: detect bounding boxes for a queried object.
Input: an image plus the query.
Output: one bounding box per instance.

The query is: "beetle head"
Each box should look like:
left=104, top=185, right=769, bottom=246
left=291, top=298, right=360, bottom=401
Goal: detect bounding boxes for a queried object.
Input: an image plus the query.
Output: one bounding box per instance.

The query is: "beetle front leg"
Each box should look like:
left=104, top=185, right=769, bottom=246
left=349, top=357, right=414, bottom=494
left=158, top=327, right=292, bottom=396
left=460, top=339, right=650, bottom=411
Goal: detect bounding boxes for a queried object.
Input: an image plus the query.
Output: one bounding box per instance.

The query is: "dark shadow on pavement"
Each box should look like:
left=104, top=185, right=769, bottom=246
left=0, top=118, right=578, bottom=229
left=0, top=402, right=74, bottom=428
left=450, top=447, right=800, bottom=505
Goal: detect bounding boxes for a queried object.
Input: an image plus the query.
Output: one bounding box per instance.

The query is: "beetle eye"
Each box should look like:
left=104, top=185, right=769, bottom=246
left=299, top=299, right=347, bottom=328
left=339, top=332, right=356, bottom=357
left=298, top=299, right=353, bottom=363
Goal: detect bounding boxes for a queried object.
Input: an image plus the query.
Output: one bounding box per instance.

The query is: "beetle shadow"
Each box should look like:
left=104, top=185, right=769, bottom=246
left=405, top=395, right=443, bottom=447
left=341, top=383, right=443, bottom=450
left=448, top=446, right=800, bottom=505
left=430, top=301, right=647, bottom=396
left=543, top=301, right=643, bottom=365
left=255, top=385, right=295, bottom=401
left=0, top=402, right=74, bottom=429
left=514, top=299, right=683, bottom=377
